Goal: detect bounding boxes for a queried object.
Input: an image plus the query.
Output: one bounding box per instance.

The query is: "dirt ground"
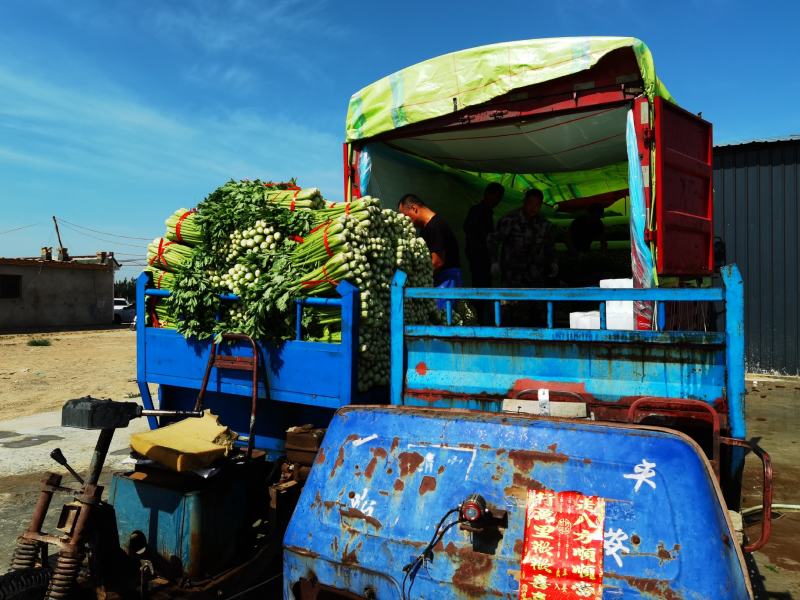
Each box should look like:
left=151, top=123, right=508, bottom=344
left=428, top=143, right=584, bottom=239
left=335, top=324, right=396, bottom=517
left=742, top=377, right=800, bottom=598
left=0, top=329, right=140, bottom=421
left=0, top=329, right=797, bottom=597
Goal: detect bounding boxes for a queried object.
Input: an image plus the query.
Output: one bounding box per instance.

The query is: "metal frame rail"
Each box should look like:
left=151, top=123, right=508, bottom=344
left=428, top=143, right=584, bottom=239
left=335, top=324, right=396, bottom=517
left=391, top=264, right=746, bottom=439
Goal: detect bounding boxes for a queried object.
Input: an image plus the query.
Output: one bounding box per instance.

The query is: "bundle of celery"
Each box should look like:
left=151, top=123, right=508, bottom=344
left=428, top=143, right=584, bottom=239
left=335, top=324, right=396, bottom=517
left=146, top=238, right=195, bottom=272
left=145, top=267, right=177, bottom=290
left=148, top=299, right=176, bottom=328
left=165, top=208, right=203, bottom=246
left=262, top=187, right=326, bottom=211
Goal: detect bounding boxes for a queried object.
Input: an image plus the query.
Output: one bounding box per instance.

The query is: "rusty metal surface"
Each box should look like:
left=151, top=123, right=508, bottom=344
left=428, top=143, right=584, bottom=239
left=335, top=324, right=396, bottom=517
left=194, top=333, right=260, bottom=459
left=283, top=406, right=751, bottom=598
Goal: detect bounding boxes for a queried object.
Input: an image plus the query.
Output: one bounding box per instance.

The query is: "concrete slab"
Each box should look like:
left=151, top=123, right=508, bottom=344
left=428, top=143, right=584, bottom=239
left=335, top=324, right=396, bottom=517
left=0, top=409, right=148, bottom=476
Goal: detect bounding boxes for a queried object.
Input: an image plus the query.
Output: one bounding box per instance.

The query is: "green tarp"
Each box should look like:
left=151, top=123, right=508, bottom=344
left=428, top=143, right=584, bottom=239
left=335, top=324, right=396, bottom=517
left=346, top=36, right=672, bottom=143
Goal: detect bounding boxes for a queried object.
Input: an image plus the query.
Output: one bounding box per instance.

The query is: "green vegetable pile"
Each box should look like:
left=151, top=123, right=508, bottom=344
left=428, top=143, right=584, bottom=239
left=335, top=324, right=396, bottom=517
left=144, top=179, right=437, bottom=391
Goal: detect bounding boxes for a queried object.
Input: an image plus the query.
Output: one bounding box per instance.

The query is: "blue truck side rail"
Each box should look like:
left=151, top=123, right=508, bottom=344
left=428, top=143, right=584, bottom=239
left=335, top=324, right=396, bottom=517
left=134, top=272, right=360, bottom=456
left=390, top=265, right=746, bottom=439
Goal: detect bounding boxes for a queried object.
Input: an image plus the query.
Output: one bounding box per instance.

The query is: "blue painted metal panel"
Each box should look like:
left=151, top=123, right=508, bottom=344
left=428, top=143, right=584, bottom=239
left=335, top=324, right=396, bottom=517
left=143, top=329, right=348, bottom=407
left=135, top=273, right=361, bottom=454
left=404, top=325, right=724, bottom=345
left=108, top=470, right=250, bottom=579
left=390, top=267, right=746, bottom=439
left=284, top=406, right=750, bottom=599
left=403, top=336, right=725, bottom=407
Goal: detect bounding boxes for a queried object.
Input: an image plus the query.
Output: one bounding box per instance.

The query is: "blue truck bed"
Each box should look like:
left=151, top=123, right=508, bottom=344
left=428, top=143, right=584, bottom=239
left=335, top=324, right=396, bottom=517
left=135, top=275, right=363, bottom=458
left=135, top=265, right=746, bottom=469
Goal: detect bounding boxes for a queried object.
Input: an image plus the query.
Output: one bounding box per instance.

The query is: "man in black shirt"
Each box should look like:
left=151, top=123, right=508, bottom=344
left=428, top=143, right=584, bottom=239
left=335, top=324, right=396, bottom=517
left=567, top=203, right=607, bottom=255
left=397, top=194, right=462, bottom=292
left=463, top=182, right=504, bottom=287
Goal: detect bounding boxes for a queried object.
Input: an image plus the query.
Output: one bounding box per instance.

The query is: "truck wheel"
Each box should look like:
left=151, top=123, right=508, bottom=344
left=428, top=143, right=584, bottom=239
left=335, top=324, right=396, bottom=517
left=0, top=568, right=50, bottom=600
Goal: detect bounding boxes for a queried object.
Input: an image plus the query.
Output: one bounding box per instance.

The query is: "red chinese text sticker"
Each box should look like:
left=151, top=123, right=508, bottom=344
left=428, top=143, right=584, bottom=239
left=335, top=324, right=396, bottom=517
left=519, top=490, right=605, bottom=599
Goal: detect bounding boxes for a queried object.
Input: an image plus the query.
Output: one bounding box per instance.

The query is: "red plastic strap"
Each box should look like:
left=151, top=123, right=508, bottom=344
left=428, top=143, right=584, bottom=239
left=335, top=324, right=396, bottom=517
left=148, top=239, right=175, bottom=268
left=174, top=209, right=196, bottom=242
left=327, top=200, right=350, bottom=215
left=308, top=219, right=331, bottom=236
left=149, top=301, right=162, bottom=328
left=289, top=188, right=301, bottom=211
left=155, top=270, right=166, bottom=289
left=323, top=222, right=333, bottom=257
left=290, top=235, right=304, bottom=243
left=300, top=265, right=339, bottom=289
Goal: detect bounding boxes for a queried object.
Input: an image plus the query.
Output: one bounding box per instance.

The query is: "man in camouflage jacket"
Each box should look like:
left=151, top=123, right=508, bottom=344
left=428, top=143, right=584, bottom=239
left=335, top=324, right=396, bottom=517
left=489, top=188, right=558, bottom=288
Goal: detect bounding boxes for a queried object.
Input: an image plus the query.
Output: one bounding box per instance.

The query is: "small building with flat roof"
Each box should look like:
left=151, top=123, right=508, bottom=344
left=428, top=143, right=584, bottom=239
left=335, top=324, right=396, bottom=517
left=0, top=250, right=119, bottom=330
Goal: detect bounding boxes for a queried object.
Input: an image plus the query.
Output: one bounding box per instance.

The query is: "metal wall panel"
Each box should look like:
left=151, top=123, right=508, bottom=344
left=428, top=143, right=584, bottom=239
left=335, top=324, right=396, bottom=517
left=713, top=140, right=800, bottom=375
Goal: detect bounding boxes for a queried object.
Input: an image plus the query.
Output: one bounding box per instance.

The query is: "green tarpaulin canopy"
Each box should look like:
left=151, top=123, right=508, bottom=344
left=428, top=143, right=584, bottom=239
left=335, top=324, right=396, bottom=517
left=346, top=37, right=672, bottom=212
left=346, top=36, right=671, bottom=143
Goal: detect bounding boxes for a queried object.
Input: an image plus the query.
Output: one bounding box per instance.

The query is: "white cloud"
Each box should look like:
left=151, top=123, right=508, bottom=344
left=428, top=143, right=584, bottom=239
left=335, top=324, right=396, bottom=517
left=0, top=63, right=342, bottom=192
left=184, top=63, right=257, bottom=91
left=142, top=0, right=345, bottom=52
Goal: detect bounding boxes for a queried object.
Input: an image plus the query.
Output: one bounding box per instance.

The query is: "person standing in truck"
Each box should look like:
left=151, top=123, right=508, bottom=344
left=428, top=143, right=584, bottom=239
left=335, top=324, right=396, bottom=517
left=565, top=203, right=608, bottom=286
left=463, top=182, right=505, bottom=287
left=567, top=203, right=607, bottom=256
left=489, top=187, right=558, bottom=288
left=464, top=182, right=504, bottom=323
left=397, top=194, right=463, bottom=294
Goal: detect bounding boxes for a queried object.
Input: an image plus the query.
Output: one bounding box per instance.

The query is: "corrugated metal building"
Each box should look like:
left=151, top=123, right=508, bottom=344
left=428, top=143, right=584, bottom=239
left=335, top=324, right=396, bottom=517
left=713, top=137, right=800, bottom=375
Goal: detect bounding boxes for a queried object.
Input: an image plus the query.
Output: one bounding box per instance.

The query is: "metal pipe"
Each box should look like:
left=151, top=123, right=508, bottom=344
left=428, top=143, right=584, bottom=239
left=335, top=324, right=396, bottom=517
left=295, top=301, right=303, bottom=340
left=298, top=297, right=344, bottom=306
left=404, top=286, right=725, bottom=302
left=140, top=409, right=203, bottom=418
left=27, top=473, right=62, bottom=534
left=85, top=429, right=114, bottom=487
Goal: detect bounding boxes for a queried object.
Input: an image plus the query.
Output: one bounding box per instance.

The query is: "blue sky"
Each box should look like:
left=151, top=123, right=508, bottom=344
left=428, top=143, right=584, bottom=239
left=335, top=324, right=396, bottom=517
left=1, top=0, right=797, bottom=279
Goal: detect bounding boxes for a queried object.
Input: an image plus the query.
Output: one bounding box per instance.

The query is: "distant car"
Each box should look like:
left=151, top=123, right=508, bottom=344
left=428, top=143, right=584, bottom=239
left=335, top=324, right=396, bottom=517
left=114, top=298, right=136, bottom=325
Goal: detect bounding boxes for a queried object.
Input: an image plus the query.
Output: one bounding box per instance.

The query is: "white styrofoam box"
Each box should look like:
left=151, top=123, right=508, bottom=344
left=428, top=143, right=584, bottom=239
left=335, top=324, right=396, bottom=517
left=599, top=278, right=633, bottom=288
left=569, top=311, right=600, bottom=329
left=600, top=278, right=634, bottom=330
left=607, top=308, right=634, bottom=330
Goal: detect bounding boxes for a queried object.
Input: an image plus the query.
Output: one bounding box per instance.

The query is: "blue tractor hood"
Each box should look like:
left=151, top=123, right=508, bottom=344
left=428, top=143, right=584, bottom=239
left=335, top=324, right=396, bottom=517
left=284, top=405, right=751, bottom=599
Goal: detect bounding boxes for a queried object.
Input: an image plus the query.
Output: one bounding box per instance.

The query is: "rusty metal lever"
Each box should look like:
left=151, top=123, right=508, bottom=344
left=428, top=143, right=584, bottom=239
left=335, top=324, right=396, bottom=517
left=720, top=437, right=773, bottom=553
left=627, top=397, right=721, bottom=479
left=49, top=448, right=84, bottom=485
